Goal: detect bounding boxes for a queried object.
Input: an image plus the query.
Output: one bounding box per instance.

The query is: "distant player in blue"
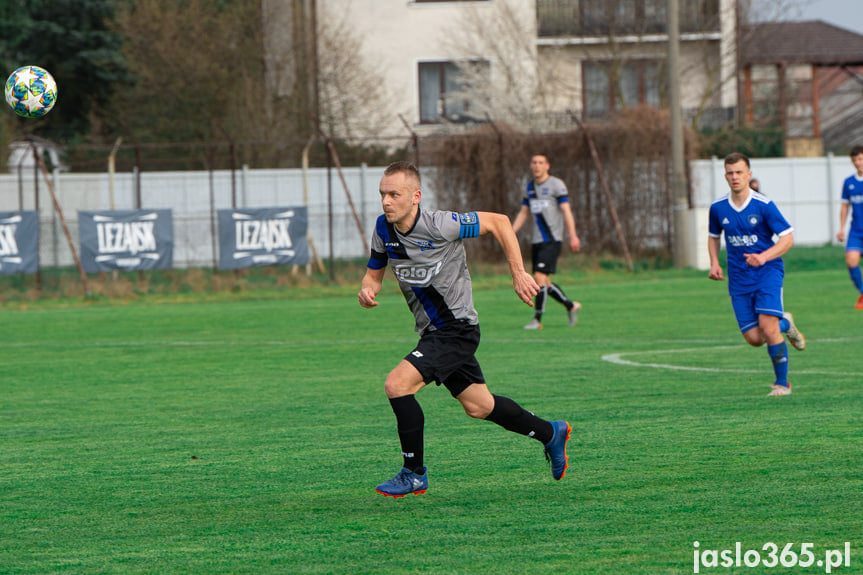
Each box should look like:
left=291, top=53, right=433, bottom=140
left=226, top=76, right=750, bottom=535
left=835, top=145, right=863, bottom=310
left=708, top=153, right=806, bottom=397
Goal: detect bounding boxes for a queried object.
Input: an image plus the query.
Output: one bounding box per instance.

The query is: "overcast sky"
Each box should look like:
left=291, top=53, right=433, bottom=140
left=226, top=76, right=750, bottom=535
left=759, top=0, right=863, bottom=35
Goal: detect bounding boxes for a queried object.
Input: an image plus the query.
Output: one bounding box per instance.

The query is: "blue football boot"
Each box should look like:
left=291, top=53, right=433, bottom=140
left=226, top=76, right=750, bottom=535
left=375, top=467, right=428, bottom=497
left=544, top=421, right=571, bottom=480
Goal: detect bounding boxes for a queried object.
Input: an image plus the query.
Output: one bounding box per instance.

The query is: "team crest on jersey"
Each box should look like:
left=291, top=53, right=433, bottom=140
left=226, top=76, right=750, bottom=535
left=458, top=212, right=478, bottom=225
left=416, top=240, right=435, bottom=251
left=748, top=214, right=761, bottom=226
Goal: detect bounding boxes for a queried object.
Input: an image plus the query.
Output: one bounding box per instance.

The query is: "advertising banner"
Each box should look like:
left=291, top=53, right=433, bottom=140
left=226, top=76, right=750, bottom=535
left=79, top=210, right=174, bottom=272
left=218, top=207, right=309, bottom=270
left=0, top=211, right=39, bottom=275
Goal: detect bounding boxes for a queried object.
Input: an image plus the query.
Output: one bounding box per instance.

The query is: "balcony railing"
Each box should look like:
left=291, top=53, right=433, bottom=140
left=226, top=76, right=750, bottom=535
left=537, top=0, right=721, bottom=38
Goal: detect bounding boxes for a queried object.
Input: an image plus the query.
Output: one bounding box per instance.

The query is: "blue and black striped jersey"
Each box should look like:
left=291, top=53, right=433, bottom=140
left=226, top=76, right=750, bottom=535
left=368, top=208, right=480, bottom=335
left=522, top=175, right=569, bottom=244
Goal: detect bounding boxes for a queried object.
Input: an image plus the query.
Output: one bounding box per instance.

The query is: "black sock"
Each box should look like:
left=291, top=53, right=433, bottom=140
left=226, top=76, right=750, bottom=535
left=485, top=394, right=554, bottom=444
left=549, top=283, right=574, bottom=310
left=534, top=286, right=547, bottom=321
left=388, top=395, right=424, bottom=473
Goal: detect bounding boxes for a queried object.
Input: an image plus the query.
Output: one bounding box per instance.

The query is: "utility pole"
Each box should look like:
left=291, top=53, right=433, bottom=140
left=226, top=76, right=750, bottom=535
left=668, top=0, right=690, bottom=268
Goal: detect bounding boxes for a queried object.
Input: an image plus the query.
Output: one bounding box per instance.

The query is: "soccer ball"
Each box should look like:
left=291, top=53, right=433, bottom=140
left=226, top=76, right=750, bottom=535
left=5, top=65, right=58, bottom=118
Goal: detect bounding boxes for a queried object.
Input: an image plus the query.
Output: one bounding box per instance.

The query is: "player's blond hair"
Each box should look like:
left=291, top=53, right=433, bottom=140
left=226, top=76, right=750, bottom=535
left=384, top=161, right=421, bottom=188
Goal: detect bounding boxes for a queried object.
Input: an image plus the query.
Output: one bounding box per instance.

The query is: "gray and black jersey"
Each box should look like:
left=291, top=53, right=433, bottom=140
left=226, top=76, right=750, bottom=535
left=522, top=175, right=570, bottom=244
left=367, top=208, right=480, bottom=336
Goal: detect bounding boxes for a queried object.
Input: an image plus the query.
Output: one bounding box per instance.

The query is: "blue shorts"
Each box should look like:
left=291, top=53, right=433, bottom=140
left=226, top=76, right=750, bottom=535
left=730, top=287, right=784, bottom=333
left=845, top=230, right=863, bottom=253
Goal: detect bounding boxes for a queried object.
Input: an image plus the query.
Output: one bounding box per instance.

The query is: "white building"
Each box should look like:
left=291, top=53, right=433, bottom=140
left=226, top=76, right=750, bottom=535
left=280, top=0, right=739, bottom=137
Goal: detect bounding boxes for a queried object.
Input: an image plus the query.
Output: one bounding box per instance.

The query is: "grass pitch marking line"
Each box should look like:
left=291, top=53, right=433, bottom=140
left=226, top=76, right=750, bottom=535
left=602, top=346, right=757, bottom=373
left=602, top=344, right=863, bottom=377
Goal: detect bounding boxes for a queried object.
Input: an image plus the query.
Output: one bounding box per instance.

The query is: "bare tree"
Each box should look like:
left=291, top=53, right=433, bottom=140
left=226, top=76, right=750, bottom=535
left=314, top=2, right=399, bottom=142
left=441, top=0, right=568, bottom=131
left=742, top=0, right=811, bottom=24
left=110, top=0, right=398, bottom=167
left=111, top=0, right=278, bottom=145
left=681, top=0, right=815, bottom=131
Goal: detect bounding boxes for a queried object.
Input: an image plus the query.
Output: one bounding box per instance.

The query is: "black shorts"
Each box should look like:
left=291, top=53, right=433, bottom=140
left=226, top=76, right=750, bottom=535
left=404, top=320, right=485, bottom=398
left=531, top=241, right=562, bottom=274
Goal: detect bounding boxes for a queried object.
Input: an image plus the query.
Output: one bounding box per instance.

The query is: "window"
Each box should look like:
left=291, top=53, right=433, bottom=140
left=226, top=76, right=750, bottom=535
left=584, top=64, right=611, bottom=118
left=643, top=63, right=662, bottom=108
left=581, top=2, right=607, bottom=34
left=418, top=60, right=489, bottom=124
left=537, top=0, right=713, bottom=37
left=680, top=0, right=720, bottom=32
left=583, top=60, right=665, bottom=118
left=643, top=0, right=667, bottom=32
left=614, top=0, right=637, bottom=31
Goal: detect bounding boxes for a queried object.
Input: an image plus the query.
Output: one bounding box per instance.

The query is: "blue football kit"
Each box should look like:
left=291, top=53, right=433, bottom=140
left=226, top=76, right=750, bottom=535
left=708, top=191, right=792, bottom=332
left=840, top=174, right=863, bottom=252
left=708, top=189, right=801, bottom=390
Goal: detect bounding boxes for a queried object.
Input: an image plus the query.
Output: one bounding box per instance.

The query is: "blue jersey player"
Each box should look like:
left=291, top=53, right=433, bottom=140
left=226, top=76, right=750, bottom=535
left=835, top=145, right=863, bottom=310
left=358, top=162, right=572, bottom=497
left=708, top=153, right=806, bottom=396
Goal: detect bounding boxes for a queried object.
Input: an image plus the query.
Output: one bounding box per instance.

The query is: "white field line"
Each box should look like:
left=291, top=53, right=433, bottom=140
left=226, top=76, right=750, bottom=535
left=602, top=340, right=863, bottom=377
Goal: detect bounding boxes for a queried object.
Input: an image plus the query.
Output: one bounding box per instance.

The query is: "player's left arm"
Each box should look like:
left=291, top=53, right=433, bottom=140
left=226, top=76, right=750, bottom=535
left=745, top=231, right=793, bottom=267
left=559, top=201, right=581, bottom=252
left=745, top=203, right=794, bottom=267
left=476, top=211, right=539, bottom=306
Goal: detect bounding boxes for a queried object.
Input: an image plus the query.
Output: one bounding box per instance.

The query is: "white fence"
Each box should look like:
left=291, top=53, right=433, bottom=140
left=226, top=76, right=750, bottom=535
left=0, top=164, right=442, bottom=269
left=0, top=156, right=849, bottom=270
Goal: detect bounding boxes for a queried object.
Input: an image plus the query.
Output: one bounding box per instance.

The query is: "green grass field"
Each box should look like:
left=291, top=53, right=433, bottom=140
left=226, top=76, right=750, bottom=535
left=1, top=248, right=861, bottom=574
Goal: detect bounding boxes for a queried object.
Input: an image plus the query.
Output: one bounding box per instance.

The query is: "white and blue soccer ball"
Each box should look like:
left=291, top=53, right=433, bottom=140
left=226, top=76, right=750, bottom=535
left=5, top=65, right=58, bottom=118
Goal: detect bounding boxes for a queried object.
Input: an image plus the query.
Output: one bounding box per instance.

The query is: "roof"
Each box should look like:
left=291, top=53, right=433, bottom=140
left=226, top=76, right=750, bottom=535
left=741, top=20, right=863, bottom=67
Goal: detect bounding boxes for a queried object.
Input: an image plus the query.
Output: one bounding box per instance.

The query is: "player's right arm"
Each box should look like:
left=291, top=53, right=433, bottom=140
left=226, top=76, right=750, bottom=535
left=358, top=267, right=386, bottom=308
left=707, top=235, right=724, bottom=281
left=837, top=202, right=849, bottom=242
left=477, top=211, right=539, bottom=306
